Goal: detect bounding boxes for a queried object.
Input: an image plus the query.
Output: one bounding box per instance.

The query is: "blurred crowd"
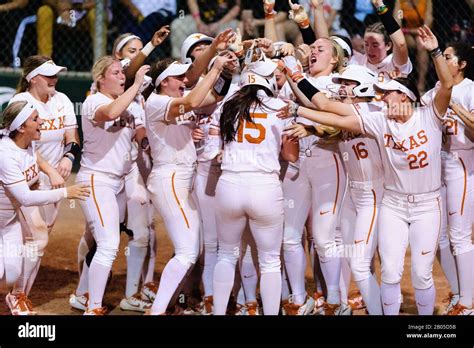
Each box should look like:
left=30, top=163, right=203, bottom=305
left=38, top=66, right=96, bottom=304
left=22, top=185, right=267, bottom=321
left=0, top=0, right=473, bottom=89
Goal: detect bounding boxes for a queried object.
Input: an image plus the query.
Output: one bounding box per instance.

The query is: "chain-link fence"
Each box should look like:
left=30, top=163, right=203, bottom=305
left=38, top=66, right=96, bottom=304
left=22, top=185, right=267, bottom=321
left=0, top=0, right=473, bottom=87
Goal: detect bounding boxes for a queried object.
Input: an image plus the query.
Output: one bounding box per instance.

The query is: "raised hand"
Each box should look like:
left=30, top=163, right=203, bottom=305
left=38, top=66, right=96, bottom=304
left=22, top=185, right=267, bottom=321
left=417, top=25, right=439, bottom=52
left=280, top=43, right=295, bottom=57
left=151, top=25, right=170, bottom=46
left=213, top=28, right=234, bottom=51
left=228, top=28, right=244, bottom=56
left=288, top=0, right=310, bottom=28
left=134, top=65, right=151, bottom=87
left=296, top=44, right=311, bottom=68
left=263, top=0, right=276, bottom=14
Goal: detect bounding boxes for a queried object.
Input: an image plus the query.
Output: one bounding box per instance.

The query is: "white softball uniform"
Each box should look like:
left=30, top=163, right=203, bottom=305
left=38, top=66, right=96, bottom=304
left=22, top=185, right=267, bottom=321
left=423, top=78, right=474, bottom=257
left=213, top=92, right=291, bottom=315
left=9, top=91, right=77, bottom=259
left=145, top=92, right=200, bottom=314
left=338, top=102, right=384, bottom=283
left=350, top=53, right=413, bottom=82
left=357, top=100, right=444, bottom=293
left=0, top=137, right=66, bottom=285
left=76, top=92, right=143, bottom=310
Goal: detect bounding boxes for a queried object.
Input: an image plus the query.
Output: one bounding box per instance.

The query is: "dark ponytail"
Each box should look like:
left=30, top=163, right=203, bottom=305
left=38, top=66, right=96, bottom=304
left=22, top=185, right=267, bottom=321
left=220, top=85, right=272, bottom=143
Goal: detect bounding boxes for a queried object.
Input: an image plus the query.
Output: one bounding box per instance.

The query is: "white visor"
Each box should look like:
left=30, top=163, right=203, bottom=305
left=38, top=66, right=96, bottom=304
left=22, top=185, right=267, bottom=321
left=115, top=35, right=141, bottom=54
left=9, top=102, right=37, bottom=133
left=155, top=62, right=191, bottom=86
left=25, top=60, right=67, bottom=82
left=331, top=37, right=352, bottom=57
left=374, top=80, right=418, bottom=102
left=247, top=60, right=278, bottom=77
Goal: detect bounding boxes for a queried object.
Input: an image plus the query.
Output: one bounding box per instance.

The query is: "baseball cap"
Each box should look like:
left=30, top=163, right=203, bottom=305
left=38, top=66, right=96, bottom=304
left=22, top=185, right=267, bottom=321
left=374, top=79, right=418, bottom=102
left=154, top=61, right=191, bottom=86
left=25, top=60, right=67, bottom=82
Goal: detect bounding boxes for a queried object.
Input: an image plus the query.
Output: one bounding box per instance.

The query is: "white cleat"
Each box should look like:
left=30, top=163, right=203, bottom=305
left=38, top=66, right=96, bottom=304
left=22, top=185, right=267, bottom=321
left=348, top=290, right=366, bottom=311
left=120, top=293, right=152, bottom=312
left=336, top=303, right=353, bottom=315
left=312, top=292, right=326, bottom=315
left=283, top=296, right=315, bottom=315
left=235, top=303, right=247, bottom=316
left=69, top=292, right=89, bottom=311
left=6, top=292, right=37, bottom=316
left=442, top=292, right=460, bottom=315
left=140, top=282, right=157, bottom=303
left=447, top=303, right=473, bottom=316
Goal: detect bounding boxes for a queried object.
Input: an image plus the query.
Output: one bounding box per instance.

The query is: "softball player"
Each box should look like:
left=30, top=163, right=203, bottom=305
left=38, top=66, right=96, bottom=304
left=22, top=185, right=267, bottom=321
left=350, top=0, right=412, bottom=82
left=0, top=101, right=89, bottom=315
left=282, top=26, right=453, bottom=315
left=7, top=56, right=80, bottom=315
left=74, top=56, right=149, bottom=315
left=145, top=55, right=231, bottom=315
left=211, top=59, right=299, bottom=315
left=279, top=38, right=347, bottom=315
left=422, top=43, right=474, bottom=315
left=315, top=65, right=385, bottom=315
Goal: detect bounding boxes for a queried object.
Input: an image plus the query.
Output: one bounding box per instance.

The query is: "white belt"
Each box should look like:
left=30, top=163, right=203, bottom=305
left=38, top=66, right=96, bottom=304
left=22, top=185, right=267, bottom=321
left=349, top=178, right=384, bottom=191
left=384, top=189, right=440, bottom=203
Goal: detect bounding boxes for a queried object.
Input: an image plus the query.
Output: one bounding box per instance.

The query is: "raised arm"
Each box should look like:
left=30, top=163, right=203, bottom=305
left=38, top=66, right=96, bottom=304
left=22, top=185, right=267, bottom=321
left=373, top=0, right=409, bottom=66
left=417, top=25, right=453, bottom=116
left=263, top=0, right=279, bottom=42
left=126, top=26, right=170, bottom=81
left=312, top=0, right=329, bottom=39
left=94, top=65, right=150, bottom=122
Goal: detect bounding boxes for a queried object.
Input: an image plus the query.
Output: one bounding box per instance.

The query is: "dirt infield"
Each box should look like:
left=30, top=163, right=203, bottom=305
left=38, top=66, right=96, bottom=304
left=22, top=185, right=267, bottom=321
left=0, top=175, right=451, bottom=315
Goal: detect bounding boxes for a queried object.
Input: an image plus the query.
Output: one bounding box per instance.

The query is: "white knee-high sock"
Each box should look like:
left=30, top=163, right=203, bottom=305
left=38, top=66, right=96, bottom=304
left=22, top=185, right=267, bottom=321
left=319, top=257, right=341, bottom=304
left=202, top=250, right=217, bottom=297
left=77, top=262, right=89, bottom=295
left=281, top=267, right=290, bottom=302
left=437, top=246, right=459, bottom=295
left=356, top=274, right=382, bottom=315
left=12, top=255, right=40, bottom=295
left=456, top=252, right=473, bottom=307
left=150, top=257, right=190, bottom=314
left=236, top=286, right=245, bottom=305
left=381, top=282, right=401, bottom=315
left=142, top=230, right=157, bottom=284
left=125, top=245, right=148, bottom=298
left=240, top=258, right=258, bottom=303
left=415, top=285, right=436, bottom=315
left=260, top=272, right=282, bottom=315
left=88, top=261, right=112, bottom=310
left=25, top=258, right=42, bottom=296
left=284, top=246, right=307, bottom=304
left=213, top=261, right=236, bottom=315
left=339, top=258, right=351, bottom=304
left=77, top=236, right=89, bottom=276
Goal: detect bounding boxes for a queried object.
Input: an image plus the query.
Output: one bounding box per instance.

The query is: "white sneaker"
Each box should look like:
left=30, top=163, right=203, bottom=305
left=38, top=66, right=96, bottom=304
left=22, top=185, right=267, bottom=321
left=235, top=303, right=247, bottom=316
left=6, top=292, right=37, bottom=315
left=336, top=303, right=353, bottom=315
left=447, top=303, right=473, bottom=316
left=83, top=307, right=107, bottom=315
left=69, top=292, right=89, bottom=311
left=348, top=290, right=366, bottom=311
left=283, top=296, right=315, bottom=315
left=312, top=292, right=326, bottom=315
left=442, top=292, right=460, bottom=315
left=199, top=295, right=214, bottom=315
left=140, top=282, right=157, bottom=302
left=120, top=294, right=152, bottom=312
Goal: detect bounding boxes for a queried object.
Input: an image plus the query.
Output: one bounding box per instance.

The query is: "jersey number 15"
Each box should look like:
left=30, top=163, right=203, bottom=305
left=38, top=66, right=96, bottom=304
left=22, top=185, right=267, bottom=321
left=237, top=113, right=267, bottom=144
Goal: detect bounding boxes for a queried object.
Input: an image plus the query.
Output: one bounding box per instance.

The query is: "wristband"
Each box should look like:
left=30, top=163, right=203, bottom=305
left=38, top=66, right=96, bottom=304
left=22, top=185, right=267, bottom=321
left=298, top=18, right=311, bottom=29
left=214, top=74, right=232, bottom=96
left=63, top=153, right=75, bottom=164
left=289, top=101, right=300, bottom=118
left=297, top=78, right=320, bottom=101
left=376, top=5, right=388, bottom=15
left=63, top=188, right=68, bottom=199
left=141, top=42, right=155, bottom=57
left=377, top=8, right=400, bottom=35
left=63, top=142, right=81, bottom=158
left=430, top=47, right=442, bottom=58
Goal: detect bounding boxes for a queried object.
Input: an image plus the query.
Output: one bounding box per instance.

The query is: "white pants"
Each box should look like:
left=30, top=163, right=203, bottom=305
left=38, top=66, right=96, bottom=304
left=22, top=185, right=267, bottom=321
left=0, top=210, right=23, bottom=286
left=76, top=170, right=124, bottom=268
left=215, top=172, right=284, bottom=274
left=339, top=179, right=384, bottom=282
left=117, top=163, right=151, bottom=248
left=147, top=165, right=200, bottom=267
left=442, top=150, right=474, bottom=256
left=378, top=190, right=442, bottom=289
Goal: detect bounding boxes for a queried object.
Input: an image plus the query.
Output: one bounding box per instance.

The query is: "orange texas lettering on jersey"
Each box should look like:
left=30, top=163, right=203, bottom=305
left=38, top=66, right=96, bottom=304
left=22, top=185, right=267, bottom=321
left=112, top=115, right=136, bottom=129
left=39, top=116, right=65, bottom=131
left=383, top=130, right=428, bottom=153
left=23, top=164, right=39, bottom=183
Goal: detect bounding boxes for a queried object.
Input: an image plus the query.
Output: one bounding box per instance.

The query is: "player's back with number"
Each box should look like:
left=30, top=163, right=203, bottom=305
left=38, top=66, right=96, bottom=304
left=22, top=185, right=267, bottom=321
left=221, top=95, right=290, bottom=174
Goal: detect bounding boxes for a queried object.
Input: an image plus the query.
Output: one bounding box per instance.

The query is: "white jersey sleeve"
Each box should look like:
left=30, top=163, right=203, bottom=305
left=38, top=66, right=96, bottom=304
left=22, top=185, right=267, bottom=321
left=350, top=53, right=413, bottom=82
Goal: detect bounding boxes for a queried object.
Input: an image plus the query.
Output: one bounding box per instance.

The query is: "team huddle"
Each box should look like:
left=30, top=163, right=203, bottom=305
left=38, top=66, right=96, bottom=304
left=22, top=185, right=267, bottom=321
left=0, top=0, right=473, bottom=316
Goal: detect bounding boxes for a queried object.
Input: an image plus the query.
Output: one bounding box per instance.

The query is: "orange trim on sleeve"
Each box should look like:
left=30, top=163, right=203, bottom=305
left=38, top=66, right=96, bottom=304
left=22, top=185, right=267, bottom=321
left=91, top=174, right=104, bottom=227
left=332, top=154, right=340, bottom=215
left=366, top=189, right=377, bottom=244
left=4, top=179, right=26, bottom=186
left=459, top=157, right=467, bottom=216
left=171, top=171, right=190, bottom=229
